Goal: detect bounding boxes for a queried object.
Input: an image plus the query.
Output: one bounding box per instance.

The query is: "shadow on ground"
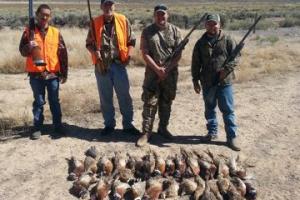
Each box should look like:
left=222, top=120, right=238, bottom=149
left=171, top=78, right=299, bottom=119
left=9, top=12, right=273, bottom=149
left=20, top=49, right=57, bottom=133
left=0, top=123, right=227, bottom=148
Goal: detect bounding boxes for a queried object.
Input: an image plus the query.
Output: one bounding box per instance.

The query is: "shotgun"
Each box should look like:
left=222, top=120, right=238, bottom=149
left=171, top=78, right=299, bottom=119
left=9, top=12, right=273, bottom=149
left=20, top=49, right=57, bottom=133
left=87, top=0, right=106, bottom=74
left=205, top=16, right=262, bottom=104
left=29, top=0, right=46, bottom=66
left=162, top=13, right=207, bottom=76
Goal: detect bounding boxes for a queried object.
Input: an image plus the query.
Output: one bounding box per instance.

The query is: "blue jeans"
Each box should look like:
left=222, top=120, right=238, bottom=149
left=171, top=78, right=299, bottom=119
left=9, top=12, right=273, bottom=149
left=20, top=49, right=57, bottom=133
left=29, top=77, right=62, bottom=130
left=202, top=84, right=237, bottom=139
left=95, top=62, right=134, bottom=129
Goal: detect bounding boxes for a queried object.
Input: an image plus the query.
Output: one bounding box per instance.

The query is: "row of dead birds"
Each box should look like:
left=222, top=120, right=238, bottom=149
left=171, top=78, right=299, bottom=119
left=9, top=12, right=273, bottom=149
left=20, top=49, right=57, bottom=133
left=67, top=146, right=257, bottom=200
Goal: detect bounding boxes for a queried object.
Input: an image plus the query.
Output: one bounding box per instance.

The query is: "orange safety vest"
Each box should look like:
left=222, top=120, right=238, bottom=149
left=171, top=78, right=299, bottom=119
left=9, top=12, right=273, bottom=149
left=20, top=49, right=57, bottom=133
left=91, top=12, right=129, bottom=64
left=26, top=26, right=61, bottom=73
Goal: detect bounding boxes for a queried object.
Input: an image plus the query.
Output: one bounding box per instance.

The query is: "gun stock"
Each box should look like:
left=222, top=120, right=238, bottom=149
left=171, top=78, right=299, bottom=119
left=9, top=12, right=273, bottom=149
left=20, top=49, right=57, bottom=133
left=87, top=0, right=106, bottom=74
left=29, top=0, right=46, bottom=67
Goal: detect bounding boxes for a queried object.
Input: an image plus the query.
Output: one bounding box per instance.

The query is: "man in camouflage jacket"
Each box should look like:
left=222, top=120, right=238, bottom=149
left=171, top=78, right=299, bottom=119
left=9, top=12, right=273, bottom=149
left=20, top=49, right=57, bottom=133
left=191, top=14, right=241, bottom=151
left=136, top=4, right=182, bottom=147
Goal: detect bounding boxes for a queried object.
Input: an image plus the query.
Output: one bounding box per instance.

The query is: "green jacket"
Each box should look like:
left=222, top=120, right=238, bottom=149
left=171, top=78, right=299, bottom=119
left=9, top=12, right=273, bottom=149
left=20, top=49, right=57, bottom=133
left=191, top=30, right=238, bottom=88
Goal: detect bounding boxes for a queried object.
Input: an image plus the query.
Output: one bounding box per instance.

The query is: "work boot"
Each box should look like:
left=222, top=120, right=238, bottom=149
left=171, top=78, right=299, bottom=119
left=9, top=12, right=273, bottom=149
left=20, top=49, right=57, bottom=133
left=123, top=126, right=141, bottom=135
left=202, top=133, right=218, bottom=142
left=136, top=133, right=151, bottom=147
left=31, top=129, right=41, bottom=140
left=157, top=127, right=173, bottom=140
left=101, top=126, right=115, bottom=136
left=227, top=137, right=241, bottom=151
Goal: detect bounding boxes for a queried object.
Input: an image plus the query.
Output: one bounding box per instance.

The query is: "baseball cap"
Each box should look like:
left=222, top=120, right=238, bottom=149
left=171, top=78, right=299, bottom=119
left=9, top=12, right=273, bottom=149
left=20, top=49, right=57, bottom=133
left=101, top=0, right=115, bottom=5
left=206, top=13, right=220, bottom=23
left=154, top=4, right=168, bottom=13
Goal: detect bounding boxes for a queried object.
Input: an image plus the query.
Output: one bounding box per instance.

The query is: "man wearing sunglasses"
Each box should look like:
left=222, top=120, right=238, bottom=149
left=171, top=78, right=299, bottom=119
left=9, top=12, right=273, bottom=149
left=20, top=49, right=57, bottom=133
left=86, top=0, right=139, bottom=136
left=19, top=4, right=68, bottom=140
left=136, top=4, right=182, bottom=147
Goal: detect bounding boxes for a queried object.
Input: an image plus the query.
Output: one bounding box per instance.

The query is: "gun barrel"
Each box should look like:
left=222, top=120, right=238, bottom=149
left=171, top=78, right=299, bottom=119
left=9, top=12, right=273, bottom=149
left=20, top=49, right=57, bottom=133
left=29, top=0, right=33, bottom=18
left=239, top=16, right=262, bottom=45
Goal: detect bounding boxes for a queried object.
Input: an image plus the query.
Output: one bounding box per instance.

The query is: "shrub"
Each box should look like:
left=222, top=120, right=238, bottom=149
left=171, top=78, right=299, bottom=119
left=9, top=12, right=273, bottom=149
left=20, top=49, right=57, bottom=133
left=279, top=17, right=300, bottom=27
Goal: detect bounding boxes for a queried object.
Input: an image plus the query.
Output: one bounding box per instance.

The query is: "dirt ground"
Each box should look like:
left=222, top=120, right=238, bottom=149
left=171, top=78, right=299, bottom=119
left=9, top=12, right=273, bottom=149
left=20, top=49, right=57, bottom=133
left=0, top=63, right=299, bottom=200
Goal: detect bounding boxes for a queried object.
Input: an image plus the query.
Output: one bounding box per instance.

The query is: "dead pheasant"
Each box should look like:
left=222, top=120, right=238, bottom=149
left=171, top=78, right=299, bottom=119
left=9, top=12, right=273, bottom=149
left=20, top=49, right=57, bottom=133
left=163, top=177, right=179, bottom=198
left=193, top=150, right=217, bottom=180
left=95, top=178, right=111, bottom=200
left=164, top=155, right=176, bottom=177
left=144, top=178, right=165, bottom=200
left=85, top=146, right=100, bottom=159
left=181, top=148, right=200, bottom=177
left=193, top=175, right=206, bottom=200
left=179, top=177, right=198, bottom=196
left=152, top=150, right=166, bottom=176
left=68, top=156, right=84, bottom=178
left=98, top=155, right=114, bottom=176
left=111, top=179, right=131, bottom=200
left=174, top=153, right=187, bottom=179
left=125, top=180, right=146, bottom=200
left=231, top=177, right=247, bottom=197
left=84, top=156, right=98, bottom=174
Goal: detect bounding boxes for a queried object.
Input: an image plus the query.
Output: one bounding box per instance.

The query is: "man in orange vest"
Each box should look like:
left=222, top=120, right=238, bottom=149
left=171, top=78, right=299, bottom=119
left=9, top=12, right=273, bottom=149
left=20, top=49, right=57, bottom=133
left=19, top=4, right=68, bottom=140
left=86, top=0, right=139, bottom=136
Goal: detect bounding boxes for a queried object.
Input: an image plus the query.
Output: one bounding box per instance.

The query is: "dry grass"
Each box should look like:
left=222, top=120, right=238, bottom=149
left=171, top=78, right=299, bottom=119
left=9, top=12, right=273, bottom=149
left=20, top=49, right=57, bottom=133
left=60, top=28, right=92, bottom=68
left=0, top=27, right=25, bottom=73
left=0, top=109, right=31, bottom=138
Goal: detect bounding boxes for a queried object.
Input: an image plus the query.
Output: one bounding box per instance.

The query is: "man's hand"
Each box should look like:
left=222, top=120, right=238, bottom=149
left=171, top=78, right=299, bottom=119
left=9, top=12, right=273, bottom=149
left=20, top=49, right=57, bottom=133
left=218, top=69, right=227, bottom=81
left=94, top=50, right=102, bottom=61
left=60, top=77, right=67, bottom=84
left=156, top=67, right=167, bottom=81
left=29, top=41, right=38, bottom=51
left=193, top=81, right=201, bottom=94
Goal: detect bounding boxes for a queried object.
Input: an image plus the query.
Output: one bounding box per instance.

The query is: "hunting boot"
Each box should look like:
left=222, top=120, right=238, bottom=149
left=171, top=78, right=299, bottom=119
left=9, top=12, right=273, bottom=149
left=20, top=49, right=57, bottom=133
left=157, top=126, right=173, bottom=140
left=136, top=132, right=151, bottom=147
left=227, top=137, right=241, bottom=151
left=31, top=128, right=41, bottom=140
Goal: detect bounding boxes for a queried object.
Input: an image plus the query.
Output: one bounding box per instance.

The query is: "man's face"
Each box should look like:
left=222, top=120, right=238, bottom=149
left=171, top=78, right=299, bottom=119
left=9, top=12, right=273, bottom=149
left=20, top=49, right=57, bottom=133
left=154, top=11, right=168, bottom=28
left=101, top=2, right=115, bottom=17
left=36, top=8, right=51, bottom=28
left=205, top=20, right=220, bottom=36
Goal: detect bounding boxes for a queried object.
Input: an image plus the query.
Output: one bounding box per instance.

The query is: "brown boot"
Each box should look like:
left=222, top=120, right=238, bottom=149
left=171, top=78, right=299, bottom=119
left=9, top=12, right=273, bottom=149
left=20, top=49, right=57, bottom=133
left=136, top=133, right=151, bottom=147
left=227, top=137, right=241, bottom=151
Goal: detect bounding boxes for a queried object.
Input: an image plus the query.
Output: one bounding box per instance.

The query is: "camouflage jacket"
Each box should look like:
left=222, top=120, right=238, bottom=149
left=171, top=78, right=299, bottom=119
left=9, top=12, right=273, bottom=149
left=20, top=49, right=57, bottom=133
left=140, top=22, right=182, bottom=71
left=191, top=30, right=238, bottom=88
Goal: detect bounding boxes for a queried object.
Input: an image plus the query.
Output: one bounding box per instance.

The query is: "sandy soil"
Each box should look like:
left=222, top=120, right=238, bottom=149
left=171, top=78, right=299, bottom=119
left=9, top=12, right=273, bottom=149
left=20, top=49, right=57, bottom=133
left=0, top=65, right=299, bottom=200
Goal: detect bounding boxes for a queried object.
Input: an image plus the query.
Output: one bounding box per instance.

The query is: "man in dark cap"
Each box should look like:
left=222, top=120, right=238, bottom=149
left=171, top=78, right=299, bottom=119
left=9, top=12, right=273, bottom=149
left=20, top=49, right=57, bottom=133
left=136, top=4, right=182, bottom=147
left=86, top=0, right=139, bottom=136
left=191, top=13, right=241, bottom=151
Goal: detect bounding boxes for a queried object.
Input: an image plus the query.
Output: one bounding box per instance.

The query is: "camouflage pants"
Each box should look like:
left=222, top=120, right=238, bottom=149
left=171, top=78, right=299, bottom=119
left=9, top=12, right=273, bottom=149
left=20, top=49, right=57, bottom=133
left=141, top=70, right=178, bottom=134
